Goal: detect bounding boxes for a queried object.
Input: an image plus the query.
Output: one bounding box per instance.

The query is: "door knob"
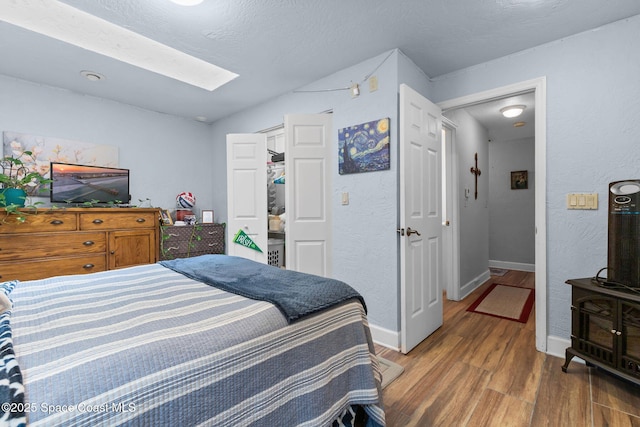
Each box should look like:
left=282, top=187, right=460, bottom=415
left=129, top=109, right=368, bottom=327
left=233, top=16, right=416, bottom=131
left=406, top=227, right=421, bottom=236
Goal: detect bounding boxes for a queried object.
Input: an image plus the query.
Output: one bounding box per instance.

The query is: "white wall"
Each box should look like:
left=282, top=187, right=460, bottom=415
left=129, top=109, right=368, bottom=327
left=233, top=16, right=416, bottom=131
left=210, top=50, right=401, bottom=331
left=489, top=137, right=535, bottom=267
left=0, top=75, right=214, bottom=213
left=430, top=16, right=640, bottom=338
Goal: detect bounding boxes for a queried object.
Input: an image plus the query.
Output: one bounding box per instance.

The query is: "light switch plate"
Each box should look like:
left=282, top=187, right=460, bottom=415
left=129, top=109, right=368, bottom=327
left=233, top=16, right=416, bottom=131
left=369, top=75, right=378, bottom=92
left=567, top=193, right=598, bottom=210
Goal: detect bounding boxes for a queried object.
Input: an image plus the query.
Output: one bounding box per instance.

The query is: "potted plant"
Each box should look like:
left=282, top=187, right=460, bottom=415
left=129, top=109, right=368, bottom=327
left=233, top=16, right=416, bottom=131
left=0, top=150, right=51, bottom=211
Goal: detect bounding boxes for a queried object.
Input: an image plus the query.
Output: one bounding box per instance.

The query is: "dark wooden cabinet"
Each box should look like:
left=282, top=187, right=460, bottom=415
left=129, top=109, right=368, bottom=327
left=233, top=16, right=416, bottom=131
left=160, top=223, right=225, bottom=260
left=563, top=278, right=640, bottom=386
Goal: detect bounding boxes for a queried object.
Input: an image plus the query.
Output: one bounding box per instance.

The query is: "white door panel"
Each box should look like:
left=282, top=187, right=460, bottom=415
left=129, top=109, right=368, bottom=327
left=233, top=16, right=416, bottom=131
left=400, top=84, right=443, bottom=354
left=226, top=133, right=268, bottom=263
left=295, top=242, right=326, bottom=277
left=294, top=159, right=324, bottom=219
left=285, top=114, right=332, bottom=277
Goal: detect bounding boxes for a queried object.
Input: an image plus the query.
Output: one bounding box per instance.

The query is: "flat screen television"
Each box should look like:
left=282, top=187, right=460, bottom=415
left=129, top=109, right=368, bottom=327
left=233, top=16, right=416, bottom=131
left=50, top=162, right=130, bottom=204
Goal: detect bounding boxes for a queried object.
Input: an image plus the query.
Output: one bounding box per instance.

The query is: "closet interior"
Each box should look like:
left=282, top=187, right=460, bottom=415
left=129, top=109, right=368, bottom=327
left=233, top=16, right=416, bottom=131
left=266, top=126, right=286, bottom=268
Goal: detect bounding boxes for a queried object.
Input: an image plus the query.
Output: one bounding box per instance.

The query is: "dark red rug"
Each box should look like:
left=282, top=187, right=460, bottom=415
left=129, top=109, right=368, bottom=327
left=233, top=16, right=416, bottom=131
left=466, top=283, right=534, bottom=323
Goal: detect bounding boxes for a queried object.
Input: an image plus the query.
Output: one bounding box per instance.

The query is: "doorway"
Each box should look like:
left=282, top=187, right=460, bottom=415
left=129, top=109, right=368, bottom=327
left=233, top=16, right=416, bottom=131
left=438, top=77, right=547, bottom=352
left=441, top=122, right=460, bottom=301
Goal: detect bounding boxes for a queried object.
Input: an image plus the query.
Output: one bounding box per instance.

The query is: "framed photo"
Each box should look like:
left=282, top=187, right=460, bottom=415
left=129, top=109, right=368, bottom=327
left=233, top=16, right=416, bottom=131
left=202, top=210, right=214, bottom=224
left=160, top=209, right=173, bottom=225
left=511, top=170, right=528, bottom=190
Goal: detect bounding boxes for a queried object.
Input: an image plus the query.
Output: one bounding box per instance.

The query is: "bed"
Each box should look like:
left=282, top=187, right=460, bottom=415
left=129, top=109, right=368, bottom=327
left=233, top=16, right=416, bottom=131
left=0, top=255, right=385, bottom=426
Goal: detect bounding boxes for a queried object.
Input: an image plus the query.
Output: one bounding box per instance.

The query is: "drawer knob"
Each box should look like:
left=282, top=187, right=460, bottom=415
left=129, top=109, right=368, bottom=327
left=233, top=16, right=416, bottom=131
left=92, top=219, right=104, bottom=224
left=50, top=219, right=64, bottom=225
left=83, top=264, right=94, bottom=269
left=136, top=218, right=146, bottom=223
left=83, top=241, right=95, bottom=246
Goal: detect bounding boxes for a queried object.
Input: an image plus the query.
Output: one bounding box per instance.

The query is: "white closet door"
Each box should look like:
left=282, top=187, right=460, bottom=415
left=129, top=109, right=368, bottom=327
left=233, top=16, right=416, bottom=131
left=226, top=133, right=268, bottom=263
left=284, top=114, right=332, bottom=277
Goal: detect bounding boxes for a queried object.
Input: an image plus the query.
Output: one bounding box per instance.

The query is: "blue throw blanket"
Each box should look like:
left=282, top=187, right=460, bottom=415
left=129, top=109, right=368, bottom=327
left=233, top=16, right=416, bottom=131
left=160, top=255, right=366, bottom=323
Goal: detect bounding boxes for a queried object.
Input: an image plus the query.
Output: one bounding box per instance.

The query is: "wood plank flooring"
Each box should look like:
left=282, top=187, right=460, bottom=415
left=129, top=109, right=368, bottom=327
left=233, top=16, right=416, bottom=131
left=375, top=270, right=640, bottom=426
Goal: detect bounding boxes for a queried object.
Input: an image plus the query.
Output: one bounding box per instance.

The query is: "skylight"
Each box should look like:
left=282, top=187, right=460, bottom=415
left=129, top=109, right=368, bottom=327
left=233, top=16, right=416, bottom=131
left=0, top=0, right=238, bottom=91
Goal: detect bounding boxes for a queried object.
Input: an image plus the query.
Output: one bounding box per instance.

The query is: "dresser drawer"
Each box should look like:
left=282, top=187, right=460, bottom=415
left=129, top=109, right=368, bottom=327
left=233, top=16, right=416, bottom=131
left=0, top=212, right=77, bottom=234
left=0, top=232, right=106, bottom=261
left=161, top=236, right=191, bottom=259
left=0, top=254, right=106, bottom=281
left=201, top=224, right=225, bottom=241
left=80, top=211, right=157, bottom=230
left=191, top=236, right=225, bottom=254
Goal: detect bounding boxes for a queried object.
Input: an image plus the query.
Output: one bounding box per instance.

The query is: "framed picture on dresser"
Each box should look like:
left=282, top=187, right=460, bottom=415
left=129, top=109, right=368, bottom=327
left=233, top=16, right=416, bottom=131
left=202, top=210, right=214, bottom=223
left=160, top=209, right=173, bottom=225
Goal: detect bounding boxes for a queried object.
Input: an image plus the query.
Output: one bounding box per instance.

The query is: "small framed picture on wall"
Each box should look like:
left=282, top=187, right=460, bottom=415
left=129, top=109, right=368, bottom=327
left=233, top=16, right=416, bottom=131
left=511, top=170, right=528, bottom=189
left=202, top=210, right=214, bottom=223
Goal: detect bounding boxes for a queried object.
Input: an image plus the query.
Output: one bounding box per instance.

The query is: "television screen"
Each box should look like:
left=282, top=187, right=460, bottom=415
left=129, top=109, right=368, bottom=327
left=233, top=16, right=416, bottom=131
left=50, top=162, right=130, bottom=204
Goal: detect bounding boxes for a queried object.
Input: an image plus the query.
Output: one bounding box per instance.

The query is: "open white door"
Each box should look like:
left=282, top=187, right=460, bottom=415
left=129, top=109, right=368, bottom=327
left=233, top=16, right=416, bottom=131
left=442, top=122, right=461, bottom=301
left=284, top=114, right=332, bottom=277
left=226, top=133, right=268, bottom=263
left=399, top=84, right=443, bottom=354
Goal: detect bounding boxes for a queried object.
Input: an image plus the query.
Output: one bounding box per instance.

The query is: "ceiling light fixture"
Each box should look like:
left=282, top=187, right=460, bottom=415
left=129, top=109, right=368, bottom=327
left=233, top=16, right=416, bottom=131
left=80, top=70, right=105, bottom=82
left=500, top=105, right=526, bottom=118
left=0, top=0, right=236, bottom=91
left=170, top=0, right=204, bottom=5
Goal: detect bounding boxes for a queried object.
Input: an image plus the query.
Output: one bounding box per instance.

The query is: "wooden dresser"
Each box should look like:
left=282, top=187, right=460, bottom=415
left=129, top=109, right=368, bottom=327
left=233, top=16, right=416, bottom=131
left=0, top=207, right=160, bottom=281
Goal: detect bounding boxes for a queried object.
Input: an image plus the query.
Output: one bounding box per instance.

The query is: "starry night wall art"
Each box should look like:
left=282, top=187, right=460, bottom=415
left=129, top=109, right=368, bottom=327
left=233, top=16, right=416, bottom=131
left=338, top=117, right=390, bottom=175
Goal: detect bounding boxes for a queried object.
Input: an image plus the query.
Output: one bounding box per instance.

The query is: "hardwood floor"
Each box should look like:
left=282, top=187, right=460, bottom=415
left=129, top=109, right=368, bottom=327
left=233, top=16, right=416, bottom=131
left=375, top=270, right=640, bottom=426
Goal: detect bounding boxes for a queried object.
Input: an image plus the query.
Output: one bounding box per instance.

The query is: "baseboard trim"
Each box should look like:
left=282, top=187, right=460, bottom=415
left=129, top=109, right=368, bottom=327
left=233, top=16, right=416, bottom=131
left=489, top=260, right=535, bottom=272
left=546, top=335, right=574, bottom=360
left=369, top=323, right=400, bottom=351
left=459, top=269, right=491, bottom=300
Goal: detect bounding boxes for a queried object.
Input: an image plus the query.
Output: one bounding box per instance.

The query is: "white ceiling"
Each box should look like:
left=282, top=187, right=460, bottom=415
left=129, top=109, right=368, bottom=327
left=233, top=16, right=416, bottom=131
left=1, top=0, right=639, bottom=135
left=455, top=92, right=536, bottom=141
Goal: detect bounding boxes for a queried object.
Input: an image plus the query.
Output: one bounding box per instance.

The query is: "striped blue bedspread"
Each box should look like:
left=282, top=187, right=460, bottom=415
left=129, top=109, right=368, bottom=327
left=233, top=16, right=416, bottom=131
left=5, top=263, right=385, bottom=426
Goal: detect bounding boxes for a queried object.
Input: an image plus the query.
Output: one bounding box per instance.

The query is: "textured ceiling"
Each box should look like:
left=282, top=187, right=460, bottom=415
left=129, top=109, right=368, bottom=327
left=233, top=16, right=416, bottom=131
left=1, top=0, right=639, bottom=127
